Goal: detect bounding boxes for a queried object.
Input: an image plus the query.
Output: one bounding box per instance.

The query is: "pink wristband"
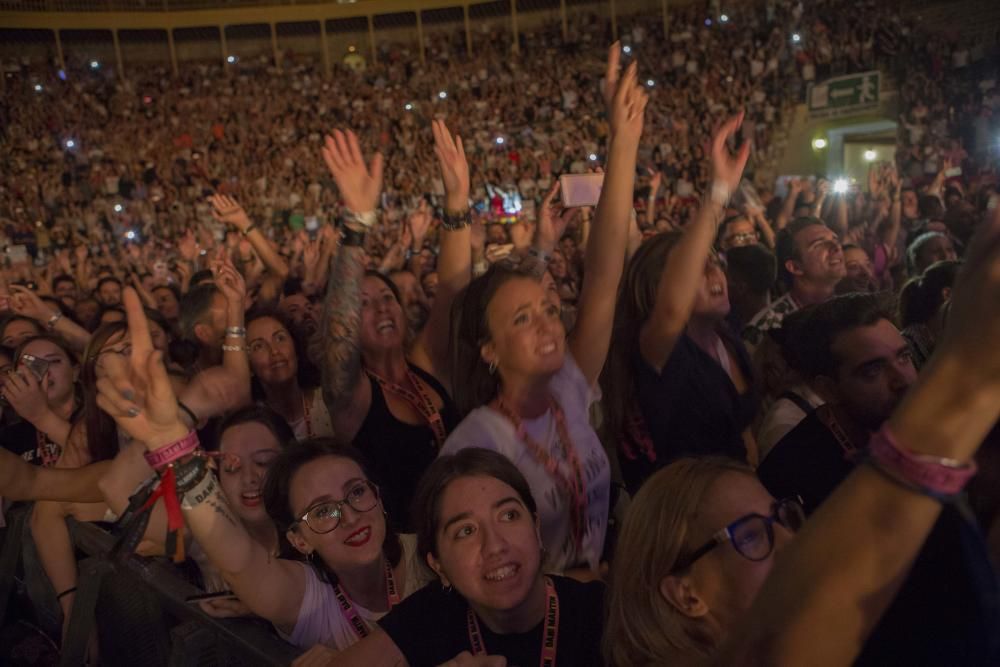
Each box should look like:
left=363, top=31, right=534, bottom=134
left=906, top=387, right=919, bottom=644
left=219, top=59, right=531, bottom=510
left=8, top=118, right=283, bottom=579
left=868, top=425, right=977, bottom=497
left=144, top=431, right=200, bottom=471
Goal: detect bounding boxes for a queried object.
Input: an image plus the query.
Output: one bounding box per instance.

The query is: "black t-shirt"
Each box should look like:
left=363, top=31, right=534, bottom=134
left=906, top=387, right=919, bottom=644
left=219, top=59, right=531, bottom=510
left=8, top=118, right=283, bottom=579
left=758, top=410, right=1000, bottom=666
left=622, top=325, right=757, bottom=495
left=379, top=577, right=605, bottom=667
left=354, top=364, right=459, bottom=532
left=0, top=421, right=61, bottom=466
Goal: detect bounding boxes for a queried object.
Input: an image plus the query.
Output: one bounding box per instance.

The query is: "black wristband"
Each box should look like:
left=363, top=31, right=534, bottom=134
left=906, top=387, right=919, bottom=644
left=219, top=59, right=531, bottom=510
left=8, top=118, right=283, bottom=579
left=341, top=225, right=367, bottom=247
left=177, top=401, right=198, bottom=427
left=441, top=209, right=472, bottom=231
left=56, top=587, right=77, bottom=600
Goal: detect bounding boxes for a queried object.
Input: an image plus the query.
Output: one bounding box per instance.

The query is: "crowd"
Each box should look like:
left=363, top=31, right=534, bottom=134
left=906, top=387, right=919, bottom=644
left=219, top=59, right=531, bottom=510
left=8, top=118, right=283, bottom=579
left=2, top=0, right=1000, bottom=665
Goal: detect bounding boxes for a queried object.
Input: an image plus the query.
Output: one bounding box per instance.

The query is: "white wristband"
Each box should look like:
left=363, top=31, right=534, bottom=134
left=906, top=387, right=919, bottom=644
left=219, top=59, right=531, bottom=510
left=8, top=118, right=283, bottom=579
left=710, top=182, right=731, bottom=208
left=345, top=209, right=377, bottom=229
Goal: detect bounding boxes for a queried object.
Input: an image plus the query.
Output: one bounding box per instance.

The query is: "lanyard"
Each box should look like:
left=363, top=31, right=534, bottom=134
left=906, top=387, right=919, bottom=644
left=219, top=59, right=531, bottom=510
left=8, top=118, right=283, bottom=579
left=301, top=390, right=313, bottom=439
left=366, top=368, right=447, bottom=448
left=334, top=558, right=401, bottom=640
left=494, top=397, right=588, bottom=554
left=467, top=577, right=559, bottom=666
left=36, top=430, right=60, bottom=467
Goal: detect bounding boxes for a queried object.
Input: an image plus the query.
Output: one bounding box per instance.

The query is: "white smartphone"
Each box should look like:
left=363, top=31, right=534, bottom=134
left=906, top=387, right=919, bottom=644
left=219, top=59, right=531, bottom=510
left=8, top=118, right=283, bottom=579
left=944, top=166, right=962, bottom=178
left=560, top=174, right=605, bottom=208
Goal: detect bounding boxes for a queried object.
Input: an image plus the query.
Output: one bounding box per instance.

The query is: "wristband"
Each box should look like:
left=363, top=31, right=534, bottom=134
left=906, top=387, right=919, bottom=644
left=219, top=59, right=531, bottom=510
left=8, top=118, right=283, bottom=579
left=181, top=469, right=219, bottom=510
left=867, top=425, right=977, bottom=498
left=225, top=326, right=246, bottom=338
left=441, top=208, right=472, bottom=231
left=341, top=226, right=367, bottom=247
left=222, top=344, right=245, bottom=353
left=241, top=224, right=257, bottom=237
left=143, top=431, right=200, bottom=471
left=46, top=312, right=63, bottom=331
left=56, top=587, right=77, bottom=601
left=709, top=181, right=731, bottom=208
left=172, top=454, right=209, bottom=493
left=344, top=209, right=377, bottom=229
left=527, top=246, right=552, bottom=265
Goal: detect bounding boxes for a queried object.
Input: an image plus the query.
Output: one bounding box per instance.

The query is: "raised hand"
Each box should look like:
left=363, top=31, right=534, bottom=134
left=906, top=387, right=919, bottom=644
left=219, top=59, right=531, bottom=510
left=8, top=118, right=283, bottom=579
left=321, top=129, right=384, bottom=214
left=536, top=180, right=580, bottom=252
left=601, top=41, right=622, bottom=113
left=608, top=61, right=649, bottom=145
left=209, top=194, right=253, bottom=233
left=95, top=288, right=188, bottom=449
left=177, top=230, right=199, bottom=262
left=3, top=369, right=51, bottom=426
left=9, top=284, right=57, bottom=323
left=211, top=257, right=247, bottom=310
left=431, top=119, right=470, bottom=211
left=407, top=199, right=433, bottom=247
left=509, top=221, right=534, bottom=250
left=709, top=112, right=752, bottom=194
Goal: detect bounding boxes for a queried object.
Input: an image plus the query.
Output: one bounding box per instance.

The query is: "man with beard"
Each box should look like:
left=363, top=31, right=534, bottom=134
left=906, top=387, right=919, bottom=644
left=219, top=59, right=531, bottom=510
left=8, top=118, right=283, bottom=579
left=758, top=292, right=998, bottom=666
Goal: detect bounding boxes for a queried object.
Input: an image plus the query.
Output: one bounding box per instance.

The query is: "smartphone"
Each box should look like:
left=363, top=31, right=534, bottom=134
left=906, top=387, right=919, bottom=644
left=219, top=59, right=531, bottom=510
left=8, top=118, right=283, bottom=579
left=185, top=590, right=239, bottom=604
left=944, top=166, right=962, bottom=178
left=560, top=174, right=605, bottom=208
left=19, top=353, right=50, bottom=382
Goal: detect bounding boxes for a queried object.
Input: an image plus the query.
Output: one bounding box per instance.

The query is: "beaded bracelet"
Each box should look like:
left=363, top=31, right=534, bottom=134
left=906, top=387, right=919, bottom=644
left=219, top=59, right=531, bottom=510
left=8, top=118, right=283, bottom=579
left=143, top=430, right=200, bottom=471
left=225, top=326, right=246, bottom=338
left=222, top=344, right=245, bottom=353
left=441, top=208, right=472, bottom=231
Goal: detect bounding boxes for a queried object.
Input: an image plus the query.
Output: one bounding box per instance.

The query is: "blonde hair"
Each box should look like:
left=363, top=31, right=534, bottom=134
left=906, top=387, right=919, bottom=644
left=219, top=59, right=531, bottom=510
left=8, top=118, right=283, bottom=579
left=604, top=457, right=754, bottom=667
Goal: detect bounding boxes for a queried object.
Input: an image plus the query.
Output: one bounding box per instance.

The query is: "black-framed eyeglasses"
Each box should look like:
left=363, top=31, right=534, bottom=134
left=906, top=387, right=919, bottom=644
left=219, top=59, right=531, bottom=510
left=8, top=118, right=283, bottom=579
left=291, top=480, right=380, bottom=535
left=672, top=496, right=805, bottom=573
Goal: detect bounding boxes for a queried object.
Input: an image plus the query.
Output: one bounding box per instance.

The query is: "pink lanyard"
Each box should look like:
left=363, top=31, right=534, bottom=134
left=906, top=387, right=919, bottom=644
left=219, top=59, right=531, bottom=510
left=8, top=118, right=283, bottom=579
left=494, top=397, right=588, bottom=554
left=334, top=559, right=401, bottom=640
left=467, top=577, right=559, bottom=666
left=367, top=368, right=447, bottom=448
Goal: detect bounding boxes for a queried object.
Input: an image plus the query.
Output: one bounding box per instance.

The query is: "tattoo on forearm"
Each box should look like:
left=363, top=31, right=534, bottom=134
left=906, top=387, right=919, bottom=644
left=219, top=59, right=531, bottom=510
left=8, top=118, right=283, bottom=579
left=320, top=246, right=366, bottom=412
left=205, top=492, right=240, bottom=529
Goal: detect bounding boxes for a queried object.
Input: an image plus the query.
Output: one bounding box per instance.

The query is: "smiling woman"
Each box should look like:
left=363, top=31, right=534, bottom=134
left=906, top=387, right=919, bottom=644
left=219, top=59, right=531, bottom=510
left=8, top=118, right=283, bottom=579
left=316, top=448, right=606, bottom=667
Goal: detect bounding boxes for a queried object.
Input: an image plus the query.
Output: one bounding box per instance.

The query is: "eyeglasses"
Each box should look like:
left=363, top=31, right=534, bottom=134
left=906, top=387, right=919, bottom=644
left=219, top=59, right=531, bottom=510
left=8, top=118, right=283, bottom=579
left=292, top=480, right=380, bottom=534
left=205, top=449, right=280, bottom=474
left=672, top=497, right=805, bottom=573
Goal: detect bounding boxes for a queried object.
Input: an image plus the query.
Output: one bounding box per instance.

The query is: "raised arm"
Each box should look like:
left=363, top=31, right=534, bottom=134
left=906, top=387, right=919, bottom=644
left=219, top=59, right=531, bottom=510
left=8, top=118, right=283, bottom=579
left=96, top=288, right=306, bottom=629
left=569, top=50, right=648, bottom=386
left=639, top=114, right=750, bottom=371
left=411, top=120, right=472, bottom=386
left=318, top=129, right=383, bottom=441
left=8, top=284, right=91, bottom=353
left=210, top=194, right=290, bottom=283
left=718, top=205, right=1000, bottom=665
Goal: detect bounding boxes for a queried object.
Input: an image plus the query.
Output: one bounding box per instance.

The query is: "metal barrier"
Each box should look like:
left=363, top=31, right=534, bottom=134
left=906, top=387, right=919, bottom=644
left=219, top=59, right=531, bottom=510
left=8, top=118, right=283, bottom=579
left=0, top=505, right=301, bottom=667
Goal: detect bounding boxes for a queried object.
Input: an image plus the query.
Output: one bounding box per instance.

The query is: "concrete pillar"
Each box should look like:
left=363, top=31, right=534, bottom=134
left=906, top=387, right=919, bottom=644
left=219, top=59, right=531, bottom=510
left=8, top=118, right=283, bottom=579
left=464, top=4, right=472, bottom=58
left=560, top=0, right=568, bottom=42
left=270, top=22, right=280, bottom=67
left=367, top=14, right=377, bottom=65
left=112, top=29, right=124, bottom=80
left=167, top=28, right=178, bottom=77
left=54, top=29, right=66, bottom=71
left=319, top=19, right=330, bottom=77
left=416, top=11, right=425, bottom=65
left=220, top=26, right=229, bottom=71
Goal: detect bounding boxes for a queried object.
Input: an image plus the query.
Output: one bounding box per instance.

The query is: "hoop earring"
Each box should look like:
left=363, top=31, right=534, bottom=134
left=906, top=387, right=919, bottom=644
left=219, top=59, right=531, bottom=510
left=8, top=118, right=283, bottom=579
left=488, top=359, right=498, bottom=375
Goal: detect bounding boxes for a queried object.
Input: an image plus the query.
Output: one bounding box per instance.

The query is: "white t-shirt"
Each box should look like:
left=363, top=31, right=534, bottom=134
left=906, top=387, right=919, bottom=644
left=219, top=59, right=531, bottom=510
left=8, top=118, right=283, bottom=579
left=440, top=355, right=610, bottom=573
left=283, top=534, right=430, bottom=650
left=286, top=389, right=335, bottom=441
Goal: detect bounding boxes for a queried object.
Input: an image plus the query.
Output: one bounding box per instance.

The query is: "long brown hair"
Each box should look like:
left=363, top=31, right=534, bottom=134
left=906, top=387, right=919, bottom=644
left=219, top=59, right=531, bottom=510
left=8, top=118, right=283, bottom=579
left=448, top=263, right=539, bottom=418
left=600, top=232, right=683, bottom=451
left=604, top=457, right=754, bottom=667
left=79, top=322, right=128, bottom=463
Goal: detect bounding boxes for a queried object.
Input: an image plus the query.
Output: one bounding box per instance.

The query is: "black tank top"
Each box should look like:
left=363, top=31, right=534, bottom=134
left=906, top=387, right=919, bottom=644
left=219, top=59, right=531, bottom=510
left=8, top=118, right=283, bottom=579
left=353, top=363, right=458, bottom=531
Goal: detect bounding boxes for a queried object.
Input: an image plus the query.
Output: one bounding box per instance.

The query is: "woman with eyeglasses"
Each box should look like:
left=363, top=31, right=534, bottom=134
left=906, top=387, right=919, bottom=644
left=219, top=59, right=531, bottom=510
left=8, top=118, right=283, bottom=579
left=293, top=447, right=606, bottom=667
left=602, top=114, right=760, bottom=496
left=604, top=457, right=803, bottom=666
left=96, top=289, right=428, bottom=650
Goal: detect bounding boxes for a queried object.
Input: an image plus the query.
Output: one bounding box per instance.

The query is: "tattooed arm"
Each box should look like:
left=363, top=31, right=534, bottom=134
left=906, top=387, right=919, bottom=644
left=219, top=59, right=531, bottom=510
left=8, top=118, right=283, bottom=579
left=317, top=128, right=384, bottom=442
left=95, top=287, right=306, bottom=631
left=319, top=242, right=373, bottom=442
